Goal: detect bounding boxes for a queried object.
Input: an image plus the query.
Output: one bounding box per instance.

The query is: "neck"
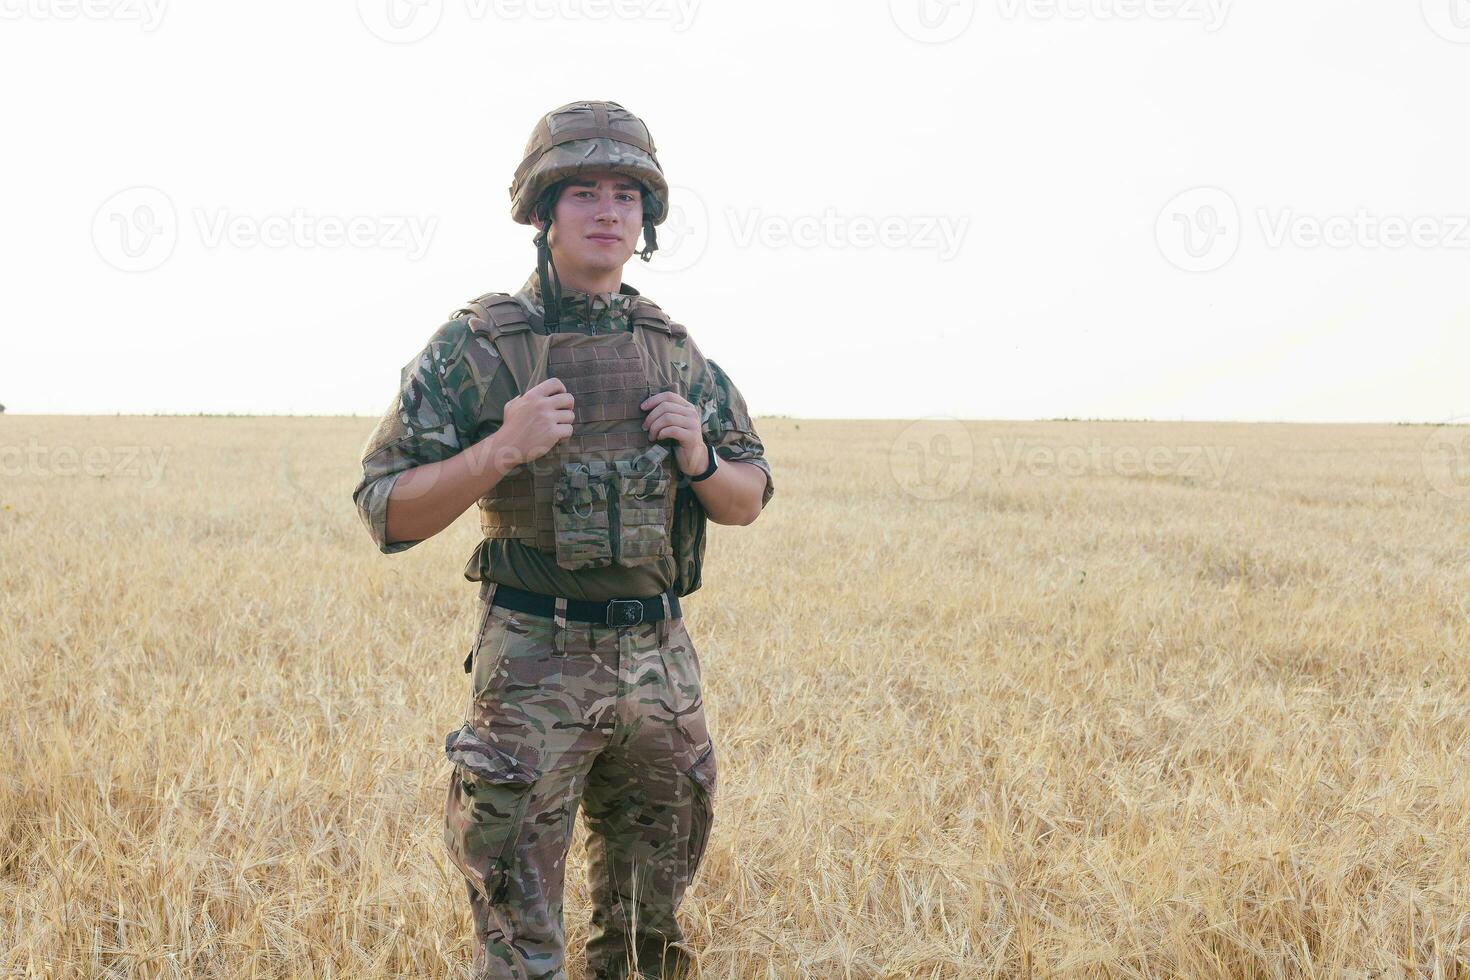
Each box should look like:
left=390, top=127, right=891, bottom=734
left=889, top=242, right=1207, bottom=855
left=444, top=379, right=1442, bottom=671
left=546, top=254, right=622, bottom=295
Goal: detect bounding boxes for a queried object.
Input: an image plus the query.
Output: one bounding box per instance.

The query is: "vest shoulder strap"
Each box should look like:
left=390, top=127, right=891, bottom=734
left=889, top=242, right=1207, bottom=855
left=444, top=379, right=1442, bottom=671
left=629, top=297, right=695, bottom=395
left=458, top=292, right=533, bottom=337
left=630, top=296, right=688, bottom=339
left=457, top=292, right=541, bottom=394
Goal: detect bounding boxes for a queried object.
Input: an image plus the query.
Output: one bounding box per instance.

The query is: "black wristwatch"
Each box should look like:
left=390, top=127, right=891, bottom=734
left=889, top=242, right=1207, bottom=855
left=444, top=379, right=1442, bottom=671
left=688, top=442, right=718, bottom=482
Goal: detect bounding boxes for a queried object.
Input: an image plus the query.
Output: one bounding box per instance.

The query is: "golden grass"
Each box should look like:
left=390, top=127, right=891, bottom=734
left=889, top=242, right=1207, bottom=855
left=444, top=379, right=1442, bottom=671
left=2, top=415, right=1468, bottom=978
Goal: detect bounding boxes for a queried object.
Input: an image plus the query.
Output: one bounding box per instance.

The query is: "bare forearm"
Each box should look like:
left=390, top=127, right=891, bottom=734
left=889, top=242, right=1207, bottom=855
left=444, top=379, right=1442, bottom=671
left=384, top=435, right=514, bottom=545
left=691, top=457, right=767, bottom=526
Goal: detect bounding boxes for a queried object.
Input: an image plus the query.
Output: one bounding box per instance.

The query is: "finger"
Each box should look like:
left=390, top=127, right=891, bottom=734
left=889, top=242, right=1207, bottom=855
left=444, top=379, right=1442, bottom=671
left=554, top=409, right=575, bottom=424
left=536, top=377, right=568, bottom=396
left=652, top=424, right=695, bottom=443
left=546, top=392, right=575, bottom=409
left=642, top=403, right=668, bottom=428
left=641, top=390, right=689, bottom=411
left=643, top=402, right=694, bottom=429
left=554, top=423, right=573, bottom=440
left=649, top=414, right=692, bottom=437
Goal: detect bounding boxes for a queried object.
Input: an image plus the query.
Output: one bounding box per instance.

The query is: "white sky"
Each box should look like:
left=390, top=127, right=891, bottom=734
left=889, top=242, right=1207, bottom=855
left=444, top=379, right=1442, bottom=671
left=2, top=0, right=1468, bottom=423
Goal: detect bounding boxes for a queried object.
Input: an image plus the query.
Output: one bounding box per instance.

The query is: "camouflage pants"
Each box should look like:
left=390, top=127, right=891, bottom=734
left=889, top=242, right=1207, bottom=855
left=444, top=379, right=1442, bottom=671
left=444, top=587, right=717, bottom=980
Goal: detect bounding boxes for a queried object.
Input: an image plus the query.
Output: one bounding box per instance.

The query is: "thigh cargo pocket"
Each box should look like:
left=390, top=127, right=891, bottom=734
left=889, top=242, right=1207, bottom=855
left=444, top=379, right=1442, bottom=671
left=682, top=741, right=717, bottom=881
left=552, top=461, right=613, bottom=570
left=443, top=724, right=541, bottom=904
left=614, top=460, right=671, bottom=567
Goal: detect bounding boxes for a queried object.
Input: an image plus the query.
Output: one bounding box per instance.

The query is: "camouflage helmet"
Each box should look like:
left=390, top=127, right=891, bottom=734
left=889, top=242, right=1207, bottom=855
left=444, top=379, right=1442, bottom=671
left=509, top=100, right=668, bottom=228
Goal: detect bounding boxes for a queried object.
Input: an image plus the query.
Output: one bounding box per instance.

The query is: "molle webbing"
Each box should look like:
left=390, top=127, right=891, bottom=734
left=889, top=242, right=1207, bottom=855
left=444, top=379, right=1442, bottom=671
left=462, top=291, right=685, bottom=558
left=513, top=331, right=657, bottom=553
left=551, top=338, right=648, bottom=424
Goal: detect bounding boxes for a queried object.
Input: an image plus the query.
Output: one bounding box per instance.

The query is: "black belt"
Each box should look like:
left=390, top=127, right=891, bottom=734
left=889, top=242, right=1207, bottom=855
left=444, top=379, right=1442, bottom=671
left=488, top=583, right=680, bottom=628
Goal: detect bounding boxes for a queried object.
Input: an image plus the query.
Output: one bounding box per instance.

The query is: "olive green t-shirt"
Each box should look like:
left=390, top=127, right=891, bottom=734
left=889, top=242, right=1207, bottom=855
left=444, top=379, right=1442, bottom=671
left=351, top=272, right=774, bottom=601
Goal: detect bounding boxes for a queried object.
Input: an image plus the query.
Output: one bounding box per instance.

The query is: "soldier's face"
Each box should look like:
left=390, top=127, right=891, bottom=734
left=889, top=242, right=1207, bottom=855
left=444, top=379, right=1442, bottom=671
left=538, top=171, right=645, bottom=277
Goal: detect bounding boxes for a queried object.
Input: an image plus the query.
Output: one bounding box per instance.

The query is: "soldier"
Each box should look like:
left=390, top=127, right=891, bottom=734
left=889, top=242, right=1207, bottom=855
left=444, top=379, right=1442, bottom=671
left=351, top=100, right=774, bottom=980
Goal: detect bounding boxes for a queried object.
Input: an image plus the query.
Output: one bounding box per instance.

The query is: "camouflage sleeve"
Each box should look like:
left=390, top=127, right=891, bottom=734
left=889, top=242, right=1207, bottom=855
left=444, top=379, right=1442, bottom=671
left=689, top=355, right=774, bottom=510
left=351, top=319, right=508, bottom=553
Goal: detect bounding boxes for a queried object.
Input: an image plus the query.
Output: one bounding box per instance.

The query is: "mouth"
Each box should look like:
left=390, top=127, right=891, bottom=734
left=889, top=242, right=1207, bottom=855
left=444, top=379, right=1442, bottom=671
left=586, top=233, right=622, bottom=244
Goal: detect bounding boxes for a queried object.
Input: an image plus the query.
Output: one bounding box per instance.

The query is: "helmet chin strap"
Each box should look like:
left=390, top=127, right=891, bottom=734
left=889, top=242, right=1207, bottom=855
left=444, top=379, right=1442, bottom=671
left=639, top=214, right=658, bottom=262
left=533, top=205, right=564, bottom=333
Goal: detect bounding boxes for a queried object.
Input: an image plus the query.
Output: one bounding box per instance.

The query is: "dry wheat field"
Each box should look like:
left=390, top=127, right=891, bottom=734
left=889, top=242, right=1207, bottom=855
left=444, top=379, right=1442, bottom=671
left=2, top=414, right=1469, bottom=978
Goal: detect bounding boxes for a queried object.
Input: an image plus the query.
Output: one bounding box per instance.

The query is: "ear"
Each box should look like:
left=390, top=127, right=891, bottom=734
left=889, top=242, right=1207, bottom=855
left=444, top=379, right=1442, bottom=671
left=532, top=196, right=556, bottom=232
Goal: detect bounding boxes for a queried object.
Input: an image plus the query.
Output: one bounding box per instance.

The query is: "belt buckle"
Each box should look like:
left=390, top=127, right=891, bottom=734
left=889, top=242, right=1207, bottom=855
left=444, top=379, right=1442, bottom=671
left=606, top=599, right=644, bottom=627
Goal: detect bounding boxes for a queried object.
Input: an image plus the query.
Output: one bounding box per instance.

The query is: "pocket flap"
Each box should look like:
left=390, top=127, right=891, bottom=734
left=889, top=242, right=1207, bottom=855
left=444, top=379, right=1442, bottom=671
left=685, top=740, right=716, bottom=795
left=444, top=724, right=538, bottom=784
left=620, top=475, right=669, bottom=500
left=554, top=463, right=610, bottom=510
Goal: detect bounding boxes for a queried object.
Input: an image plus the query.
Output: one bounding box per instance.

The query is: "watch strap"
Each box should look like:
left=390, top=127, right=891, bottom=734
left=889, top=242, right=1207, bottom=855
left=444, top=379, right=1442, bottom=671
left=688, top=442, right=718, bottom=482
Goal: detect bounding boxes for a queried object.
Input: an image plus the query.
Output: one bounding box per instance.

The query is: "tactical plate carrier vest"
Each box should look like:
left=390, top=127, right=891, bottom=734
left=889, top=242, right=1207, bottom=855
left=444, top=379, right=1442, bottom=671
left=459, top=292, right=695, bottom=577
